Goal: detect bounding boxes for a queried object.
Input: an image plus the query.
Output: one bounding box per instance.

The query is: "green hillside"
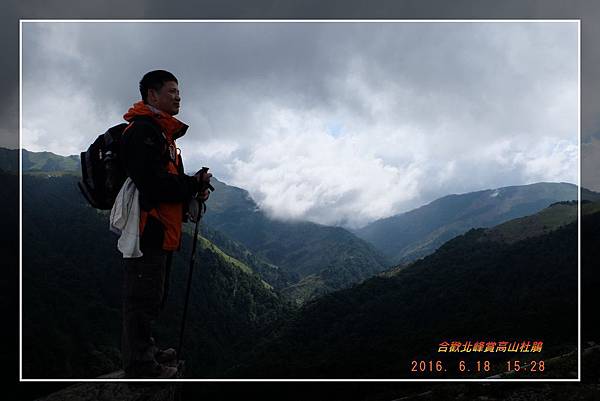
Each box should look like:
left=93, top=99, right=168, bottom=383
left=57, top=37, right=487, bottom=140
left=6, top=145, right=596, bottom=391
left=22, top=149, right=80, bottom=174
left=381, top=200, right=579, bottom=278
left=6, top=148, right=391, bottom=305
left=231, top=207, right=579, bottom=378
left=11, top=149, right=588, bottom=382
left=481, top=200, right=578, bottom=244
left=204, top=179, right=390, bottom=304
left=20, top=173, right=293, bottom=378
left=198, top=223, right=294, bottom=291
left=0, top=147, right=80, bottom=175
left=356, top=182, right=579, bottom=264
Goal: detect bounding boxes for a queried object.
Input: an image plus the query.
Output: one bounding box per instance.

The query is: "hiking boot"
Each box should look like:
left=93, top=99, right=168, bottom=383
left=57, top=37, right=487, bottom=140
left=155, top=348, right=177, bottom=364
left=126, top=361, right=178, bottom=379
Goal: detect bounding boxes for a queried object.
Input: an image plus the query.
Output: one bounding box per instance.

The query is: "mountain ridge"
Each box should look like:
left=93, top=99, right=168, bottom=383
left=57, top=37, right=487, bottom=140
left=204, top=177, right=390, bottom=304
left=355, top=181, right=579, bottom=263
left=11, top=147, right=584, bottom=381
left=8, top=147, right=589, bottom=306
left=230, top=203, right=580, bottom=378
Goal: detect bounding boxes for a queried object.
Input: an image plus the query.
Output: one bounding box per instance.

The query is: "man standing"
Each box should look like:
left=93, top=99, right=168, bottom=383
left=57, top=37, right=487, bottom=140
left=119, top=70, right=211, bottom=378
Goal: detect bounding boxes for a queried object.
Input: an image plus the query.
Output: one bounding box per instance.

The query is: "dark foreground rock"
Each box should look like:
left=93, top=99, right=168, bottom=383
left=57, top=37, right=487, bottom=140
left=35, top=382, right=181, bottom=401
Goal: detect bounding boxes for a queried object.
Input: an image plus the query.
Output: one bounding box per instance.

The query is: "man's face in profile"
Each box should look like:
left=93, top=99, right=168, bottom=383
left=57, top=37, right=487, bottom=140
left=151, top=80, right=181, bottom=116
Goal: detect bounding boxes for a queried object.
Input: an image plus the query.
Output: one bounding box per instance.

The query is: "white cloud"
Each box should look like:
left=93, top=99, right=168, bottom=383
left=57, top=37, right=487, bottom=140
left=228, top=106, right=424, bottom=228
left=21, top=21, right=579, bottom=227
left=22, top=79, right=123, bottom=156
left=521, top=139, right=579, bottom=183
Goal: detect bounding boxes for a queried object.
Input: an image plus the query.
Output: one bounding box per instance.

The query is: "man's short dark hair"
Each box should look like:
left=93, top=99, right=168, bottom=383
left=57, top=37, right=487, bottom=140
left=139, top=70, right=178, bottom=103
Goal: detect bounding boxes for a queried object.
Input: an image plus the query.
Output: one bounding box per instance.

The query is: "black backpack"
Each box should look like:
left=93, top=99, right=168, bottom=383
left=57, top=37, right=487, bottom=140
left=78, top=123, right=129, bottom=210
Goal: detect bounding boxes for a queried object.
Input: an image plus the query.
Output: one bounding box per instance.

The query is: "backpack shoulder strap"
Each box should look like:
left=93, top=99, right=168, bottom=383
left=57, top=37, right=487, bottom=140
left=129, top=115, right=165, bottom=140
left=126, top=116, right=171, bottom=163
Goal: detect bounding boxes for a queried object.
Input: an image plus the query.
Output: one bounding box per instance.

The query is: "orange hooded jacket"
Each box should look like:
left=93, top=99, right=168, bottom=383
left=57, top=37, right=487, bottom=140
left=122, top=101, right=198, bottom=251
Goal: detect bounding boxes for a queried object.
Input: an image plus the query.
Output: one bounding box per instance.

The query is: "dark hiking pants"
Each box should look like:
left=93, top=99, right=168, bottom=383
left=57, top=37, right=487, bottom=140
left=121, top=248, right=172, bottom=371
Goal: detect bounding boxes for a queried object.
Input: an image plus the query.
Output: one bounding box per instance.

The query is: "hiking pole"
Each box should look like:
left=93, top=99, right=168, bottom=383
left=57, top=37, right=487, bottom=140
left=178, top=168, right=213, bottom=361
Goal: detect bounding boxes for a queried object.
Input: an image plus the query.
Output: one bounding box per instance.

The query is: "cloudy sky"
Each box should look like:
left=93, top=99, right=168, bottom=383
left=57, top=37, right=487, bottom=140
left=21, top=21, right=578, bottom=228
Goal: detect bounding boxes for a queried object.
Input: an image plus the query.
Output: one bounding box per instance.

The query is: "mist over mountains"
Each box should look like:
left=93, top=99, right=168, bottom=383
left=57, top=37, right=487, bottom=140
left=355, top=182, right=578, bottom=264
left=4, top=147, right=585, bottom=380
left=8, top=147, right=582, bottom=303
left=203, top=178, right=390, bottom=303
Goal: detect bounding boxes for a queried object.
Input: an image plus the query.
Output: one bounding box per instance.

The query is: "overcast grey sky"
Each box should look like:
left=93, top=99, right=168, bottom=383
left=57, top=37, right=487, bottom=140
left=21, top=21, right=578, bottom=228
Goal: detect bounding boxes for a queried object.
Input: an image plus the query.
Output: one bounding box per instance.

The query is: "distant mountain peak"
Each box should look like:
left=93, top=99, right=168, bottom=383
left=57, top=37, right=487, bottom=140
left=356, top=181, right=578, bottom=264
